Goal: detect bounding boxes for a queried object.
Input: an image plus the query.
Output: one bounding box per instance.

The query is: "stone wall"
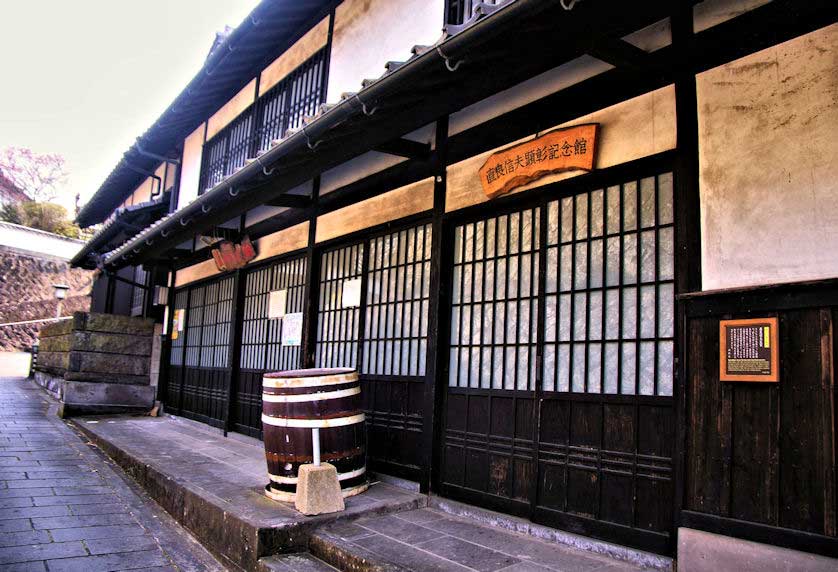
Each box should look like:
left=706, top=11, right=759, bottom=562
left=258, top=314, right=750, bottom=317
left=38, top=312, right=154, bottom=382
left=0, top=247, right=93, bottom=351
left=34, top=312, right=156, bottom=416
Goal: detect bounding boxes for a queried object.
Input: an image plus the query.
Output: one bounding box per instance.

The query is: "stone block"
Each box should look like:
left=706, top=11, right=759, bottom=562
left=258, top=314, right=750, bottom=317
left=82, top=313, right=155, bottom=335
left=68, top=352, right=150, bottom=376
left=294, top=463, right=345, bottom=516
left=40, top=318, right=75, bottom=338
left=37, top=350, right=70, bottom=371
left=34, top=371, right=64, bottom=399
left=59, top=380, right=156, bottom=417
left=678, top=527, right=838, bottom=572
left=38, top=333, right=73, bottom=353
left=72, top=331, right=153, bottom=356
left=64, top=371, right=150, bottom=385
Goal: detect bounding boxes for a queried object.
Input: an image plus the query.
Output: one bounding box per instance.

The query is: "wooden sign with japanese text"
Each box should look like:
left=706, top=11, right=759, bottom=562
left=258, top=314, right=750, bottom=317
left=479, top=124, right=598, bottom=198
left=720, top=317, right=779, bottom=382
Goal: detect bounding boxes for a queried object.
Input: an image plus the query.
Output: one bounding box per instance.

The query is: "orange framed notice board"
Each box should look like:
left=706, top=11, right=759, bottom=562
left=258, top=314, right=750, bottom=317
left=719, top=317, right=779, bottom=382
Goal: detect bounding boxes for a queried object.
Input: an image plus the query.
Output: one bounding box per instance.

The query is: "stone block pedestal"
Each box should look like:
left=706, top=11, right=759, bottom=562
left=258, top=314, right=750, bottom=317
left=295, top=463, right=345, bottom=515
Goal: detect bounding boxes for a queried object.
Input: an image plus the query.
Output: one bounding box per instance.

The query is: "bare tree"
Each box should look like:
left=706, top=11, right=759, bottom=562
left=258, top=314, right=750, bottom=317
left=0, top=147, right=68, bottom=202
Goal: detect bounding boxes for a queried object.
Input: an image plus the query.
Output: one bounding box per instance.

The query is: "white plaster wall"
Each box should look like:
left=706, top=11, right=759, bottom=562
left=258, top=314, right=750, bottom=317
left=698, top=24, right=838, bottom=290
left=206, top=79, right=256, bottom=141
left=327, top=0, right=445, bottom=102
left=694, top=0, right=772, bottom=33
left=0, top=223, right=83, bottom=260
left=449, top=0, right=772, bottom=140
left=449, top=55, right=613, bottom=137
left=245, top=205, right=289, bottom=228
left=260, top=18, right=329, bottom=95
left=177, top=123, right=205, bottom=210
left=320, top=151, right=406, bottom=195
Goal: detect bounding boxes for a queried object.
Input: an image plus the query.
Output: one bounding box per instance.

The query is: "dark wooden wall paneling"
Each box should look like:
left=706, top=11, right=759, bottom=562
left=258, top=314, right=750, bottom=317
left=681, top=281, right=838, bottom=557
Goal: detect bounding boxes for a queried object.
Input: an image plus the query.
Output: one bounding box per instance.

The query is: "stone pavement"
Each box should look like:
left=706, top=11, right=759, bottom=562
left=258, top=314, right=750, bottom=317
left=0, top=376, right=226, bottom=572
left=310, top=508, right=647, bottom=572
left=70, top=411, right=426, bottom=570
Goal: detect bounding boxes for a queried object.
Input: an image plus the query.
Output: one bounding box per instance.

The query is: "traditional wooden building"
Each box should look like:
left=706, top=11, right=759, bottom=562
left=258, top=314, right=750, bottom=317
left=71, top=0, right=838, bottom=566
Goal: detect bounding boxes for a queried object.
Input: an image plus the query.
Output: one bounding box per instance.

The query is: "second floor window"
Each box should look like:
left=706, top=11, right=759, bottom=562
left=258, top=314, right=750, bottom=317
left=256, top=47, right=327, bottom=155
left=198, top=47, right=327, bottom=195
left=199, top=110, right=254, bottom=194
left=130, top=266, right=148, bottom=317
left=446, top=0, right=502, bottom=27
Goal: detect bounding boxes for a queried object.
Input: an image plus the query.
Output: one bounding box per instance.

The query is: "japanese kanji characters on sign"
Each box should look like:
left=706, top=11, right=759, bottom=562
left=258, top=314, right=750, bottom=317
left=719, top=317, right=780, bottom=382
left=478, top=124, right=598, bottom=198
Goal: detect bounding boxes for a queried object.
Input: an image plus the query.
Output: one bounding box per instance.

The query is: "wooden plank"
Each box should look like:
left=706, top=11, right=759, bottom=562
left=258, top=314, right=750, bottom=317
left=251, top=222, right=309, bottom=263
left=588, top=37, right=660, bottom=72
left=685, top=316, right=731, bottom=516
left=730, top=380, right=779, bottom=525
left=827, top=309, right=838, bottom=537
left=206, top=79, right=257, bottom=141
left=445, top=87, right=676, bottom=213
left=779, top=309, right=831, bottom=534
left=259, top=17, right=329, bottom=96
left=779, top=310, right=829, bottom=533
left=174, top=259, right=221, bottom=288
left=374, top=138, right=431, bottom=159
left=315, top=178, right=434, bottom=243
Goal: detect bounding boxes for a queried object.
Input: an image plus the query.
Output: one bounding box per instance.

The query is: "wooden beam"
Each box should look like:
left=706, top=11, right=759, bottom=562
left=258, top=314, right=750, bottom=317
left=588, top=37, right=659, bottom=72
left=265, top=194, right=314, bottom=208
left=374, top=138, right=432, bottom=160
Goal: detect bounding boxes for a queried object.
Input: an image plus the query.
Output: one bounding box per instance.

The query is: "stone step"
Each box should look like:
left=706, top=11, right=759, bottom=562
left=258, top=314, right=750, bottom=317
left=70, top=414, right=427, bottom=571
left=258, top=552, right=340, bottom=572
left=310, top=524, right=406, bottom=572
left=308, top=506, right=670, bottom=572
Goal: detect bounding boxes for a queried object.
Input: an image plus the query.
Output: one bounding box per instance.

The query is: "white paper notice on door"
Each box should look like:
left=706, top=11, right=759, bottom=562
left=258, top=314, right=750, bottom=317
left=281, top=312, right=303, bottom=346
left=341, top=278, right=362, bottom=308
left=268, top=289, right=287, bottom=319
left=171, top=309, right=185, bottom=340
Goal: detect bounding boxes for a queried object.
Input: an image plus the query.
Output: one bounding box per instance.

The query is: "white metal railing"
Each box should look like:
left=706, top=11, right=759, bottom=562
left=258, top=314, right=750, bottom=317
left=0, top=316, right=72, bottom=328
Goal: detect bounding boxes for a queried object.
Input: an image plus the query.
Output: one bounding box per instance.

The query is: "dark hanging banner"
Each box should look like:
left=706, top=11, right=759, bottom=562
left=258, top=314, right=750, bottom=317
left=211, top=236, right=257, bottom=271
left=719, top=317, right=779, bottom=382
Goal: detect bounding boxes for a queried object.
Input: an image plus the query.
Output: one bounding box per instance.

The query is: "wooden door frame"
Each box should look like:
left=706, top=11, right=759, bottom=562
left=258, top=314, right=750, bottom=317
left=429, top=150, right=681, bottom=554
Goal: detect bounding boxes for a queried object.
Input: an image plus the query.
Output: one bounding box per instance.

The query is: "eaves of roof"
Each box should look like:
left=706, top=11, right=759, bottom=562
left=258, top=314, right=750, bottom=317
left=100, top=0, right=675, bottom=270
left=71, top=196, right=169, bottom=268
left=75, top=0, right=336, bottom=228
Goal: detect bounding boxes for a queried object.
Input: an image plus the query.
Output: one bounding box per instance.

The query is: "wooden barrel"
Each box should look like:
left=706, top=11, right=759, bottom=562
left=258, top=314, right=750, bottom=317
left=261, top=367, right=368, bottom=502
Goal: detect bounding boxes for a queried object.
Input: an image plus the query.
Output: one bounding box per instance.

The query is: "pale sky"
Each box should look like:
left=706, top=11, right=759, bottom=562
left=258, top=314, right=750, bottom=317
left=0, top=0, right=261, bottom=213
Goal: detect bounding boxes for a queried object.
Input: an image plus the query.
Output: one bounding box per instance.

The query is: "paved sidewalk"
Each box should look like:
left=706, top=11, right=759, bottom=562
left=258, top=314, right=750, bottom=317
left=0, top=377, right=226, bottom=572
left=71, top=409, right=426, bottom=570
left=315, top=509, right=646, bottom=572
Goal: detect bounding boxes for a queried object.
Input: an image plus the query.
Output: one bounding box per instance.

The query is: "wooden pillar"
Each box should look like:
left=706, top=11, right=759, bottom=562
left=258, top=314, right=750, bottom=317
left=672, top=0, right=702, bottom=549
left=177, top=286, right=191, bottom=416
left=158, top=263, right=176, bottom=408
left=223, top=215, right=248, bottom=436
left=104, top=271, right=116, bottom=314
left=302, top=178, right=321, bottom=369
left=422, top=117, right=450, bottom=493
left=223, top=267, right=245, bottom=436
